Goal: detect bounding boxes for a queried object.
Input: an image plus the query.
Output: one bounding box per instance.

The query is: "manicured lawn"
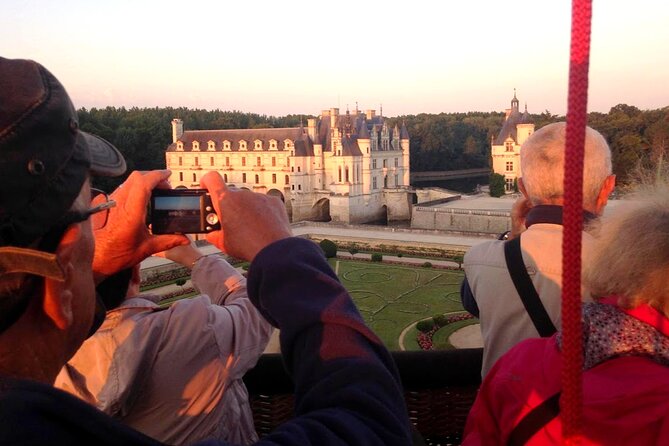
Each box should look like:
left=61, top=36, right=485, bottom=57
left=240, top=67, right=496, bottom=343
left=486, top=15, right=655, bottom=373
left=328, top=259, right=466, bottom=350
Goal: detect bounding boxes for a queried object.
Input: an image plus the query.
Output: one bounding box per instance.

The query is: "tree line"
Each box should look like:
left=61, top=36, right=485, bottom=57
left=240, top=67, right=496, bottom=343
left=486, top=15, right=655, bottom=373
left=80, top=104, right=669, bottom=192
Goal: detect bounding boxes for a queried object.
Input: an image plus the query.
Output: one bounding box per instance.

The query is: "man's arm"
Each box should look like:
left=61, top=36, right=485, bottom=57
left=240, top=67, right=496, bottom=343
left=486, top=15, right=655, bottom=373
left=248, top=238, right=412, bottom=445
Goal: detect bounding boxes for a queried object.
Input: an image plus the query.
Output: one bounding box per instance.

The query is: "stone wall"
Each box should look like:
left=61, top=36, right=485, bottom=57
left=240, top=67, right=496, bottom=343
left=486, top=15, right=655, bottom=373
left=411, top=205, right=510, bottom=234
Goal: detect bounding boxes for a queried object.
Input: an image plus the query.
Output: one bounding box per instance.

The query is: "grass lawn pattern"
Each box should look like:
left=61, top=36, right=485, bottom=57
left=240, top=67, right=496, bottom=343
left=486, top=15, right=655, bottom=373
left=329, top=259, right=466, bottom=350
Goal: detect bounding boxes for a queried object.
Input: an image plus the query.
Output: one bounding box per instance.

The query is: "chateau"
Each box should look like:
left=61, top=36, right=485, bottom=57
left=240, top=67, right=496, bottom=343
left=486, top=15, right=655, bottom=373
left=165, top=107, right=412, bottom=223
left=491, top=92, right=535, bottom=191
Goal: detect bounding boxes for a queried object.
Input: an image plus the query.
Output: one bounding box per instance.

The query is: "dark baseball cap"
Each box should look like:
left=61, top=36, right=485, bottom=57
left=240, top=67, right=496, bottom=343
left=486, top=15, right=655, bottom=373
left=0, top=57, right=126, bottom=248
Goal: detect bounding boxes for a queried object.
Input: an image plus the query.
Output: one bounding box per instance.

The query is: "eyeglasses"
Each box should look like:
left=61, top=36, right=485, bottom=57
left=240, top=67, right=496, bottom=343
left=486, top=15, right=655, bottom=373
left=58, top=188, right=116, bottom=231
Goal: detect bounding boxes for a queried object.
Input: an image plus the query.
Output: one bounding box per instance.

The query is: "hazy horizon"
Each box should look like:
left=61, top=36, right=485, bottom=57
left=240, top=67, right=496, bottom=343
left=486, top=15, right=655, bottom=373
left=3, top=0, right=668, bottom=117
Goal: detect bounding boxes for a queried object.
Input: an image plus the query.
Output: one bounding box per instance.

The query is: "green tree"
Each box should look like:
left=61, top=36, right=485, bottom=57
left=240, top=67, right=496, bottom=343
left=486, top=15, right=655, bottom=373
left=489, top=173, right=506, bottom=197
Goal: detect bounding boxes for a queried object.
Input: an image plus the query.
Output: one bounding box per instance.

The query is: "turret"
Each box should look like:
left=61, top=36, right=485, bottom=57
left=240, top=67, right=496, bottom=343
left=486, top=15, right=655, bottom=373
left=172, top=118, right=183, bottom=143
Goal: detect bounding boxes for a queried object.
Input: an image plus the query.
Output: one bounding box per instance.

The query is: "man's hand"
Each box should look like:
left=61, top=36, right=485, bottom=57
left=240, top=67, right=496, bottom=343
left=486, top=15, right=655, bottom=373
left=510, top=196, right=532, bottom=239
left=201, top=171, right=292, bottom=261
left=154, top=235, right=203, bottom=269
left=93, top=170, right=188, bottom=283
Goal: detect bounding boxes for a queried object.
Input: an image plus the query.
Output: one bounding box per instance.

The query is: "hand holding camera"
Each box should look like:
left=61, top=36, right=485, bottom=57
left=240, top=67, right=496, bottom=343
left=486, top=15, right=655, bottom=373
left=200, top=171, right=292, bottom=262
left=92, top=170, right=189, bottom=283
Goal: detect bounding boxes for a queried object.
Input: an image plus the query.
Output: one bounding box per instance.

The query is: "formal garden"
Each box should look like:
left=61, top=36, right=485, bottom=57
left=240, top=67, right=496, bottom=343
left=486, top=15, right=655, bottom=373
left=140, top=239, right=480, bottom=351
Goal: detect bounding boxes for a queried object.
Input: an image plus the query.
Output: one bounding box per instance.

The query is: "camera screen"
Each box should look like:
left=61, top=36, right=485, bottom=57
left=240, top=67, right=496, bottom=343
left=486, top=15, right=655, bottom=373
left=154, top=195, right=201, bottom=211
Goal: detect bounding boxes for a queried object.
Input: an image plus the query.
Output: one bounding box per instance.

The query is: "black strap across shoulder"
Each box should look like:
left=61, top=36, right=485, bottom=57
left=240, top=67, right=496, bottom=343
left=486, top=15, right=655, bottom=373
left=507, top=391, right=561, bottom=446
left=503, top=236, right=557, bottom=337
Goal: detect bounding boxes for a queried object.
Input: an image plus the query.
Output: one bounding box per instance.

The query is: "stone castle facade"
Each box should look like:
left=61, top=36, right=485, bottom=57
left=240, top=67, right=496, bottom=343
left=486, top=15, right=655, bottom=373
left=164, top=107, right=412, bottom=223
left=491, top=91, right=535, bottom=192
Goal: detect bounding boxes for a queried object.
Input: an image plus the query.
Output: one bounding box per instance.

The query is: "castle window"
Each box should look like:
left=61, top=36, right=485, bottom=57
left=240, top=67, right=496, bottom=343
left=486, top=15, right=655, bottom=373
left=272, top=157, right=276, bottom=167
left=291, top=166, right=294, bottom=172
left=298, top=184, right=301, bottom=191
left=179, top=156, right=183, bottom=166
left=372, top=159, right=377, bottom=169
left=272, top=174, right=276, bottom=184
left=179, top=172, right=183, bottom=181
left=242, top=173, right=247, bottom=183
left=254, top=140, right=262, bottom=150
left=505, top=141, right=514, bottom=152
left=384, top=176, right=388, bottom=188
left=338, top=166, right=342, bottom=183
left=242, top=157, right=246, bottom=167
left=394, top=158, right=398, bottom=167
left=210, top=156, right=214, bottom=166
left=345, top=166, right=349, bottom=182
left=285, top=175, right=289, bottom=184
left=194, top=157, right=199, bottom=166
left=383, top=159, right=387, bottom=168
left=505, top=178, right=515, bottom=191
left=224, top=174, right=228, bottom=182
left=225, top=157, right=230, bottom=166
left=297, top=166, right=301, bottom=173
left=395, top=174, right=399, bottom=186
left=373, top=177, right=377, bottom=189
left=506, top=161, right=514, bottom=172
left=207, top=141, right=215, bottom=151
left=284, top=139, right=293, bottom=150
left=291, top=185, right=295, bottom=190
left=269, top=139, right=277, bottom=150
left=223, top=140, right=231, bottom=151
left=257, top=156, right=261, bottom=166
left=255, top=174, right=259, bottom=184
left=192, top=173, right=197, bottom=182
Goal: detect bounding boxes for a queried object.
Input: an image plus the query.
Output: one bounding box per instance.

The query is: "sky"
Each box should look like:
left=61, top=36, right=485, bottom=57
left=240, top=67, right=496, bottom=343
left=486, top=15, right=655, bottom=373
left=2, top=0, right=668, bottom=117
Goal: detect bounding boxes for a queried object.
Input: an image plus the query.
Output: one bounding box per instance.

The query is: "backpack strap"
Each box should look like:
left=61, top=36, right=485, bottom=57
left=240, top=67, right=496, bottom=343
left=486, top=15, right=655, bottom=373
left=507, top=392, right=561, bottom=446
left=503, top=236, right=557, bottom=337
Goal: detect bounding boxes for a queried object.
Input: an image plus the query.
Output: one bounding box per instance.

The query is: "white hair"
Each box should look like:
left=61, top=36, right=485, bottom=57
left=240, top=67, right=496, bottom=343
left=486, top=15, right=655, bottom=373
left=520, top=122, right=612, bottom=207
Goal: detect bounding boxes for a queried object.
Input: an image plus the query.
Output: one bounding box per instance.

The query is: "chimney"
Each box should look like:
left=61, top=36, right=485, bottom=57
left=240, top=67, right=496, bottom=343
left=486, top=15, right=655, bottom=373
left=307, top=118, right=317, bottom=140
left=171, top=118, right=184, bottom=143
left=330, top=108, right=339, bottom=128
left=366, top=109, right=376, bottom=120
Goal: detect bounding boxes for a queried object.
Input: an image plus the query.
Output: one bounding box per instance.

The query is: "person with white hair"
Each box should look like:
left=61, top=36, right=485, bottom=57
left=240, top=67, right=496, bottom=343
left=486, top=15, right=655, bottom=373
left=463, top=186, right=669, bottom=445
left=460, top=122, right=616, bottom=377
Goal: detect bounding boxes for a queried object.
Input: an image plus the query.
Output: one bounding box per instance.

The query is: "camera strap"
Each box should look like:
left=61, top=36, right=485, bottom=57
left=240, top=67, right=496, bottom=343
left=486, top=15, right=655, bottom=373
left=503, top=236, right=557, bottom=337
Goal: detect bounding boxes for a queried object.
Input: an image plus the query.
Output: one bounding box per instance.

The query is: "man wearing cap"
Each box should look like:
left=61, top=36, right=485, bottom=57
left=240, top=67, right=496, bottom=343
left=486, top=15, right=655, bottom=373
left=0, top=57, right=411, bottom=445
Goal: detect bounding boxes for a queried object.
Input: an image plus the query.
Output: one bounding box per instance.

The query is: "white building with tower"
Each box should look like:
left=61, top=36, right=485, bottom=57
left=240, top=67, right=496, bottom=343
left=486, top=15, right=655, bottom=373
left=491, top=91, right=535, bottom=192
left=165, top=107, right=413, bottom=223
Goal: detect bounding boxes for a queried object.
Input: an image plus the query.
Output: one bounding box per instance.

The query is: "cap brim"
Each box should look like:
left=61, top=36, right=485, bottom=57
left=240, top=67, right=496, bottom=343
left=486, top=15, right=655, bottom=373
left=80, top=132, right=127, bottom=177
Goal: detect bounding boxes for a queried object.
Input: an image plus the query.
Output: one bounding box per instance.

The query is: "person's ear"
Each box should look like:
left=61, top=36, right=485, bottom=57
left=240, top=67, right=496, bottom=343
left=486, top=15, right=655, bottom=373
left=594, top=174, right=616, bottom=215
left=41, top=224, right=82, bottom=330
left=42, top=264, right=74, bottom=330
left=518, top=177, right=529, bottom=199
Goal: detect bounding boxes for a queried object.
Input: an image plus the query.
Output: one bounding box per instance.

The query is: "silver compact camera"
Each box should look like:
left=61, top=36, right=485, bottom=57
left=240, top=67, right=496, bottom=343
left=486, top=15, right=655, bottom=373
left=149, top=189, right=220, bottom=234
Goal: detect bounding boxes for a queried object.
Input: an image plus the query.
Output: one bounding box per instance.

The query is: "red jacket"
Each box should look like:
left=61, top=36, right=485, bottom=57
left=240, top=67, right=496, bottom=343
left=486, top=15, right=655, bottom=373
left=463, top=299, right=669, bottom=445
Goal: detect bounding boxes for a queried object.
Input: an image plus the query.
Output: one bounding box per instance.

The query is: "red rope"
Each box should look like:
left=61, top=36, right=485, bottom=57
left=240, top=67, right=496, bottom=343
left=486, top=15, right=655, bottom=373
left=562, top=0, right=592, bottom=443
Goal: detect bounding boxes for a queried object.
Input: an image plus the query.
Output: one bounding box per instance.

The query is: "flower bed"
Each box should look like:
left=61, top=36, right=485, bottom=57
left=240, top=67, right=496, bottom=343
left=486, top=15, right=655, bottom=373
left=416, top=312, right=474, bottom=350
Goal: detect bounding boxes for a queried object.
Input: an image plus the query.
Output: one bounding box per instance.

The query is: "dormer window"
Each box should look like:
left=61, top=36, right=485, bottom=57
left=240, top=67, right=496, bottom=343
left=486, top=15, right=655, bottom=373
left=192, top=141, right=200, bottom=151
left=505, top=141, right=514, bottom=152
left=254, top=139, right=263, bottom=151
left=239, top=140, right=247, bottom=151
left=284, top=139, right=293, bottom=150
left=176, top=141, right=184, bottom=151
left=269, top=139, right=277, bottom=150
left=223, top=140, right=231, bottom=151
left=207, top=141, right=216, bottom=151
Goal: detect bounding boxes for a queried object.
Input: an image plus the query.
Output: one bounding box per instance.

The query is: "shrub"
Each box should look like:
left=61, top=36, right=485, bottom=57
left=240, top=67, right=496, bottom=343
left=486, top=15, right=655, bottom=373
left=433, top=314, right=450, bottom=327
left=348, top=245, right=359, bottom=256
left=175, top=278, right=187, bottom=287
left=240, top=262, right=250, bottom=271
left=371, top=253, right=383, bottom=262
left=397, top=252, right=404, bottom=258
left=422, top=262, right=432, bottom=268
left=416, top=318, right=436, bottom=333
left=489, top=173, right=506, bottom=197
left=319, top=239, right=338, bottom=258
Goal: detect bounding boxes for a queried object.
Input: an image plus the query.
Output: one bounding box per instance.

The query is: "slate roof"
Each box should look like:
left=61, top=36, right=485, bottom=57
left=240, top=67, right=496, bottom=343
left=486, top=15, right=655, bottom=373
left=494, top=97, right=534, bottom=145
